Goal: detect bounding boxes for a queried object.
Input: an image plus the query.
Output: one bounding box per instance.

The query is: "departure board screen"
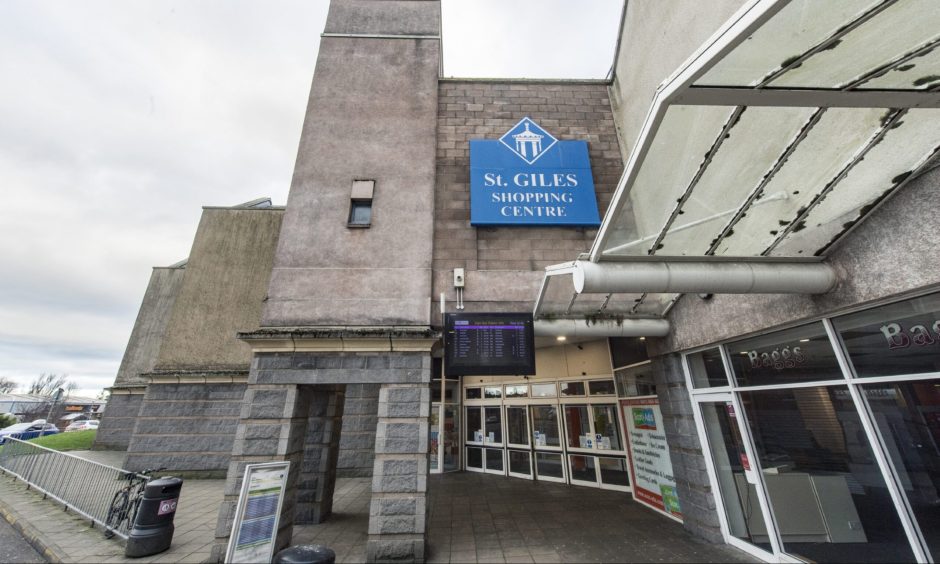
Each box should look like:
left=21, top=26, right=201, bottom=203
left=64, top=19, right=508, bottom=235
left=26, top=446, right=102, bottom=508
left=444, top=313, right=535, bottom=376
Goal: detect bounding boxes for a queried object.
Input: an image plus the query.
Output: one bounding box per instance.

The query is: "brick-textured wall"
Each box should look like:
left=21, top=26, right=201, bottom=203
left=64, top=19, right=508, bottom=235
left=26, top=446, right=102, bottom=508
left=434, top=80, right=623, bottom=313
left=337, top=383, right=379, bottom=477
left=652, top=354, right=722, bottom=543
left=125, top=382, right=246, bottom=476
left=93, top=391, right=144, bottom=450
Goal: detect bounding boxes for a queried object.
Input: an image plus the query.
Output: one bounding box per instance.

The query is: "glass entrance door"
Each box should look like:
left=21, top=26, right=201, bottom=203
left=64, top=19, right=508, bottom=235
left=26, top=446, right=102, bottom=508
left=506, top=405, right=532, bottom=478
left=697, top=396, right=778, bottom=560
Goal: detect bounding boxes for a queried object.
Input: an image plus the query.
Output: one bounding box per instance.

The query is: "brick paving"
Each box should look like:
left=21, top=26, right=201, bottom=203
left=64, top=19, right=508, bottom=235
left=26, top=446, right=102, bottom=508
left=1, top=450, right=755, bottom=564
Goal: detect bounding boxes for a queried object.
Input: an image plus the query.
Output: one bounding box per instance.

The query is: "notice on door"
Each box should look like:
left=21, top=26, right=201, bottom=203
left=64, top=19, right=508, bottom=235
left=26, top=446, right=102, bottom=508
left=622, top=397, right=682, bottom=521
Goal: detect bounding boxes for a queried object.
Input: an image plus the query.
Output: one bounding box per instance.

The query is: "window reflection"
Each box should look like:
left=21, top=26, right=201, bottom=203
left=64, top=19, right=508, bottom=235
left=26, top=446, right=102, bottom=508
left=740, top=386, right=914, bottom=563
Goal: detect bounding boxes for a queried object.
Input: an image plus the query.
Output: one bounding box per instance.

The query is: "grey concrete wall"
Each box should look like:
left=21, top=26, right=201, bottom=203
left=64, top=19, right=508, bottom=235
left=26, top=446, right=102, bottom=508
left=155, top=208, right=283, bottom=371
left=124, top=382, right=246, bottom=476
left=434, top=80, right=623, bottom=314
left=654, top=165, right=940, bottom=354
left=337, top=383, right=380, bottom=477
left=609, top=0, right=745, bottom=160
left=262, top=1, right=441, bottom=327
left=92, top=391, right=144, bottom=450
left=652, top=354, right=723, bottom=543
left=113, top=266, right=185, bottom=386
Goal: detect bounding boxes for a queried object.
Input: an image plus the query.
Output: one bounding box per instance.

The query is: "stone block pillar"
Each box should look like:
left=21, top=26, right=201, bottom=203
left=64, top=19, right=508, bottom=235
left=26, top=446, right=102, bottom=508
left=367, top=384, right=431, bottom=563
left=210, top=384, right=313, bottom=561
left=296, top=385, right=345, bottom=524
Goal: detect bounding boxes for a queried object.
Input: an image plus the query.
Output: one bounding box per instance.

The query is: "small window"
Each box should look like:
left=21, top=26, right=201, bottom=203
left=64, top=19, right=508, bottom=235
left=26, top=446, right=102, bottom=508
left=348, top=200, right=372, bottom=226
left=530, top=383, right=557, bottom=398
left=484, top=386, right=502, bottom=399
left=347, top=179, right=375, bottom=227
left=505, top=385, right=528, bottom=398
left=588, top=379, right=616, bottom=396
left=560, top=381, right=585, bottom=396
left=465, top=387, right=482, bottom=400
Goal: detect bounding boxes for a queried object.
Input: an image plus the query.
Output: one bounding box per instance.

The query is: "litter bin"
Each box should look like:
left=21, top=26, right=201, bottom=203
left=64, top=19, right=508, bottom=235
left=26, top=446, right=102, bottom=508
left=125, top=477, right=184, bottom=558
left=272, top=544, right=336, bottom=564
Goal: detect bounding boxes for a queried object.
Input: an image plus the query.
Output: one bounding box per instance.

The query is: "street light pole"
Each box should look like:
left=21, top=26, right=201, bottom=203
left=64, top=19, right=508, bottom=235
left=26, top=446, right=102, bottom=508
left=45, top=387, right=64, bottom=422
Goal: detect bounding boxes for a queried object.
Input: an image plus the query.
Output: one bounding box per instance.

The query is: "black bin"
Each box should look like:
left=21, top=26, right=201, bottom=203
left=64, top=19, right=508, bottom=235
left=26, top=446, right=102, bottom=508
left=125, top=477, right=184, bottom=558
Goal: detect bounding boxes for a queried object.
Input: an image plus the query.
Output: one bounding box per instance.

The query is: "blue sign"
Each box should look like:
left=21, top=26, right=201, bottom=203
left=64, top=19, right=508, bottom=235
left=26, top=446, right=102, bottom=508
left=470, top=117, right=600, bottom=226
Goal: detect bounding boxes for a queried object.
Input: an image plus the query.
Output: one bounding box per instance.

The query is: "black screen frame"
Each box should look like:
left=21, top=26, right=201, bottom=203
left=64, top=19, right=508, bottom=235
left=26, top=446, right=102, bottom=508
left=444, top=312, right=536, bottom=376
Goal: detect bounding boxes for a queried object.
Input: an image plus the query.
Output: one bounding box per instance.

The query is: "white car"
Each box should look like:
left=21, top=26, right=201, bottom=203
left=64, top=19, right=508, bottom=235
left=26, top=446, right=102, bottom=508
left=64, top=419, right=100, bottom=432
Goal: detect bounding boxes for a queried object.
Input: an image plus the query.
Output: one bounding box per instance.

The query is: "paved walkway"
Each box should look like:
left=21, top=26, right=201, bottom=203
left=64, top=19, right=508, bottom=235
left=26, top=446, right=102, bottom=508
left=0, top=450, right=223, bottom=563
left=1, top=450, right=754, bottom=564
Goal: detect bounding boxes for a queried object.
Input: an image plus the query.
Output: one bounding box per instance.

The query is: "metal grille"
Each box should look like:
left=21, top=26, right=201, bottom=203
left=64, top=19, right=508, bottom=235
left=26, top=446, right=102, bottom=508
left=0, top=437, right=149, bottom=539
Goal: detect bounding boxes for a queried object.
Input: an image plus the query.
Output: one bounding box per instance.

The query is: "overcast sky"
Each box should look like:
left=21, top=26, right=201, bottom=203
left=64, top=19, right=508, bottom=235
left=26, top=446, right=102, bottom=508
left=0, top=0, right=623, bottom=397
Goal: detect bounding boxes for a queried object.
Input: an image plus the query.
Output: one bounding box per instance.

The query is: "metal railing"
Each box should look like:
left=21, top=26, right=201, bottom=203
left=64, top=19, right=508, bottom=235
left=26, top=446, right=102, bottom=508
left=0, top=437, right=149, bottom=539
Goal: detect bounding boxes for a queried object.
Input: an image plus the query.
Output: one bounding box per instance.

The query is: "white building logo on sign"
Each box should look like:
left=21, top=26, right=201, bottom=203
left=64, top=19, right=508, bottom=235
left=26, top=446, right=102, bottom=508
left=498, top=117, right=557, bottom=164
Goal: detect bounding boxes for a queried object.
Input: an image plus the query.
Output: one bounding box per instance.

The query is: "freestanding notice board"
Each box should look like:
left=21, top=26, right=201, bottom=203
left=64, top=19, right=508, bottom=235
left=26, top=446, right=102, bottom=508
left=225, top=461, right=290, bottom=564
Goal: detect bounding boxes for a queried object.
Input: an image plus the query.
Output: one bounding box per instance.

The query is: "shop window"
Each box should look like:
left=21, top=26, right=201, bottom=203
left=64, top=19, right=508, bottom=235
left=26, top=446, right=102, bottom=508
left=564, top=405, right=591, bottom=449
left=531, top=406, right=561, bottom=447
left=530, top=383, right=556, bottom=398
left=505, top=384, right=528, bottom=398
left=560, top=381, right=585, bottom=396
left=466, top=447, right=483, bottom=470
left=598, top=457, right=631, bottom=487
left=609, top=336, right=649, bottom=368
left=466, top=407, right=482, bottom=443
left=535, top=452, right=564, bottom=479
left=833, top=292, right=940, bottom=378
left=686, top=348, right=729, bottom=388
left=615, top=363, right=656, bottom=397
left=484, top=386, right=502, bottom=399
left=739, top=386, right=915, bottom=562
left=569, top=454, right=596, bottom=482
left=484, top=406, right=502, bottom=444
left=862, top=379, right=940, bottom=560
left=588, top=379, right=616, bottom=396
left=591, top=404, right=622, bottom=451
left=726, top=322, right=842, bottom=386
left=485, top=448, right=504, bottom=472
left=465, top=387, right=481, bottom=400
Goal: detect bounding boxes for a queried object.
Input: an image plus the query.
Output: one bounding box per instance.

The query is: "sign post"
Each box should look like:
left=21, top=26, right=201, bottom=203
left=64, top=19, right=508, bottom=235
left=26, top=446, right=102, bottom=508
left=225, top=462, right=290, bottom=564
left=621, top=397, right=683, bottom=522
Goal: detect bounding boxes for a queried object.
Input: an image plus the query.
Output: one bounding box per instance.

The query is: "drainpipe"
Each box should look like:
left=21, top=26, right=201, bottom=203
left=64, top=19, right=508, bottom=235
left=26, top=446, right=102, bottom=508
left=535, top=318, right=670, bottom=338
left=572, top=260, right=837, bottom=294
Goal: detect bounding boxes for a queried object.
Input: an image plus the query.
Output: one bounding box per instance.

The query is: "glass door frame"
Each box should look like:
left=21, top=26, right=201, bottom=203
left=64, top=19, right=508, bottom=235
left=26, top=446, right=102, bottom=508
left=561, top=397, right=631, bottom=491
left=682, top=307, right=939, bottom=563
left=529, top=402, right=567, bottom=484
left=505, top=403, right=534, bottom=479
left=430, top=378, right=461, bottom=475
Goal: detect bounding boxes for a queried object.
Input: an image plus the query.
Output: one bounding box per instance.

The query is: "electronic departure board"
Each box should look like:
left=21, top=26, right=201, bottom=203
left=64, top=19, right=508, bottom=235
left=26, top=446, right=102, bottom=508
left=444, top=313, right=535, bottom=376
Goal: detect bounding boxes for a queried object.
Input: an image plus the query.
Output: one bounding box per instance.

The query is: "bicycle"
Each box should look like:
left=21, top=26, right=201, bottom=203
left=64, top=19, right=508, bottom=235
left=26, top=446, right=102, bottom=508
left=103, top=466, right=166, bottom=538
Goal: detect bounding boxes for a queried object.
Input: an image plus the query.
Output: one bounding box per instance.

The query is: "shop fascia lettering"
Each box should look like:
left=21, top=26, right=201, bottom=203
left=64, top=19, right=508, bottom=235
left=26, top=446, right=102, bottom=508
left=881, top=319, right=940, bottom=348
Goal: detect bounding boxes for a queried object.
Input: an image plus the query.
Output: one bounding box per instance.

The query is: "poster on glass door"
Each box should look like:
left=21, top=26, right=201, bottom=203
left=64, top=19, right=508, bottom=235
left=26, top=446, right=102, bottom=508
left=622, top=397, right=683, bottom=521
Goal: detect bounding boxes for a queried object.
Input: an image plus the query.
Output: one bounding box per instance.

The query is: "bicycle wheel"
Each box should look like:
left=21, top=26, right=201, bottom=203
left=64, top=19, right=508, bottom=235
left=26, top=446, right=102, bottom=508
left=104, top=489, right=129, bottom=539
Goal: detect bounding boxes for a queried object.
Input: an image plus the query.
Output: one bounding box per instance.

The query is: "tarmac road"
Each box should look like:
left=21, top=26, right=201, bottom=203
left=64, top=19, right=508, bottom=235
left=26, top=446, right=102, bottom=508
left=0, top=517, right=45, bottom=563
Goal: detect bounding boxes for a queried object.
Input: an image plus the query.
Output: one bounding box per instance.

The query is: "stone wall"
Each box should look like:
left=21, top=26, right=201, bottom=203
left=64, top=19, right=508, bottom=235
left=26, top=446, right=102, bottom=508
left=433, top=79, right=623, bottom=315
left=651, top=354, right=722, bottom=543
left=337, top=383, right=379, bottom=477
left=93, top=390, right=145, bottom=451
left=125, top=381, right=246, bottom=476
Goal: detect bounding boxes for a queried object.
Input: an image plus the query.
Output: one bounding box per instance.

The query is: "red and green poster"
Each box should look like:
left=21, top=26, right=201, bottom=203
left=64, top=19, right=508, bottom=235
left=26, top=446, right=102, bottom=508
left=621, top=396, right=682, bottom=521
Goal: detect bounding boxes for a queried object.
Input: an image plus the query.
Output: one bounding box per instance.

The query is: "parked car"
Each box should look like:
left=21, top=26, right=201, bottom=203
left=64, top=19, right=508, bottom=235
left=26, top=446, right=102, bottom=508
left=64, top=419, right=99, bottom=432
left=0, top=420, right=59, bottom=445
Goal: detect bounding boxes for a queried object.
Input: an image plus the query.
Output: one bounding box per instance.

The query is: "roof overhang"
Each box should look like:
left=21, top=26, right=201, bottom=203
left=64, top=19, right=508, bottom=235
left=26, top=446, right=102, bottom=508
left=535, top=0, right=940, bottom=327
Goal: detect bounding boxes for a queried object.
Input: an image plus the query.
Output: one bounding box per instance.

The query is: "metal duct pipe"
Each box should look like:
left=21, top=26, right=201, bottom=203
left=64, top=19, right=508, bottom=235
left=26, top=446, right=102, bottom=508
left=534, top=318, right=670, bottom=338
left=572, top=260, right=837, bottom=294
